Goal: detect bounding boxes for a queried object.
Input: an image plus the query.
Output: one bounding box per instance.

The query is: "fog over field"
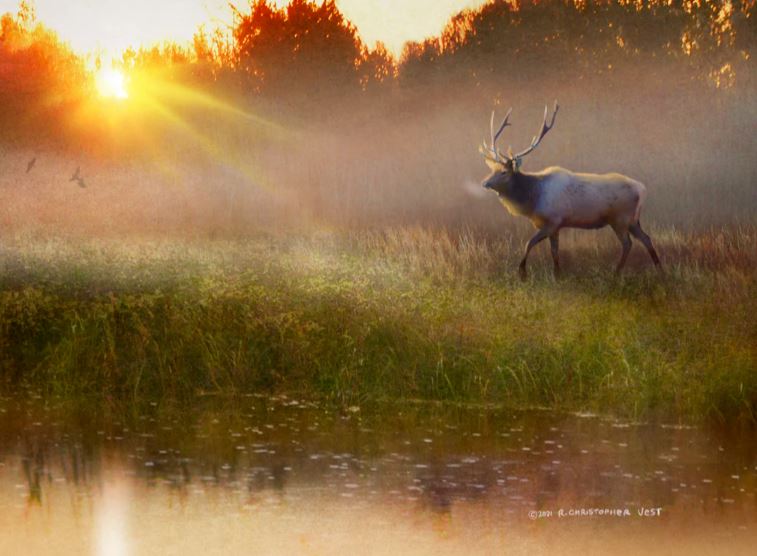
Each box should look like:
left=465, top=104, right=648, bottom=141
left=1, top=0, right=755, bottom=243
left=2, top=69, right=755, bottom=241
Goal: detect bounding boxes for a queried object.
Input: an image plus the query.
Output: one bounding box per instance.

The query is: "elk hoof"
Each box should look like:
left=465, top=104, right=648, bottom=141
left=518, top=266, right=528, bottom=281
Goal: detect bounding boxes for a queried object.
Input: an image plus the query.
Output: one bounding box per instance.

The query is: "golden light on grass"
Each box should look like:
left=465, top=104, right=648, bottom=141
left=96, top=68, right=129, bottom=100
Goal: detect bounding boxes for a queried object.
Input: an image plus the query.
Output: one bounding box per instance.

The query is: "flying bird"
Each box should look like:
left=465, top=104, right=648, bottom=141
left=70, top=166, right=86, bottom=188
left=26, top=157, right=36, bottom=173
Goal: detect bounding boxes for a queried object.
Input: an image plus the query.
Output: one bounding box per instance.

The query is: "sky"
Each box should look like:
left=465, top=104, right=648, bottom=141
left=0, top=0, right=488, bottom=58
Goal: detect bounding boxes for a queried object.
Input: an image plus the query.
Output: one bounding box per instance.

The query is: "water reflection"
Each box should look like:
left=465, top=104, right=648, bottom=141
left=96, top=476, right=129, bottom=556
left=0, top=396, right=756, bottom=554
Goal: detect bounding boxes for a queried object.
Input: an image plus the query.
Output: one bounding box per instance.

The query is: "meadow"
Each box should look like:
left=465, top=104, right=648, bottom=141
left=1, top=223, right=754, bottom=423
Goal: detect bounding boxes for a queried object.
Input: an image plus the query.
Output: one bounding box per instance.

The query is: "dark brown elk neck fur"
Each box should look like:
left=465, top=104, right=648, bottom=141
left=491, top=170, right=540, bottom=215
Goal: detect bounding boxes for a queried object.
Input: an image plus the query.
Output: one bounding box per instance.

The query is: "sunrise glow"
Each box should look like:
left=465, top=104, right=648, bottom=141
left=96, top=69, right=129, bottom=100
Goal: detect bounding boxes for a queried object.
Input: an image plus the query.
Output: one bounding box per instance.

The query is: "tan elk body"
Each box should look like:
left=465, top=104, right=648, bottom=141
left=480, top=103, right=660, bottom=278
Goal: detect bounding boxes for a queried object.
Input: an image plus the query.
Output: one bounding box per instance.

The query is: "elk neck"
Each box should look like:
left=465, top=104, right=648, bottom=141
left=498, top=171, right=540, bottom=216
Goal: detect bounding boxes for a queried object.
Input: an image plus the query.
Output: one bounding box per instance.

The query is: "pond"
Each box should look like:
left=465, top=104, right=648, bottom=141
left=1, top=395, right=755, bottom=555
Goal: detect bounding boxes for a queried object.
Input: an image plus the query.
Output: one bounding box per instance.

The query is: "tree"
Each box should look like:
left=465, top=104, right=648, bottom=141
left=231, top=0, right=365, bottom=99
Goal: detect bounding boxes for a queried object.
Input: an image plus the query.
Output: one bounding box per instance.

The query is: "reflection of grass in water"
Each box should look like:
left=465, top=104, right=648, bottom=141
left=0, top=226, right=754, bottom=423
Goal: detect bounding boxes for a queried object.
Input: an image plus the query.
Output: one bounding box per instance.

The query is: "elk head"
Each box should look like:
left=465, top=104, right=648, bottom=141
left=479, top=101, right=559, bottom=195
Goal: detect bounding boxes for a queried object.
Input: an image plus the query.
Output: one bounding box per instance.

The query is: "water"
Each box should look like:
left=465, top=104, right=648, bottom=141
left=1, top=395, right=755, bottom=555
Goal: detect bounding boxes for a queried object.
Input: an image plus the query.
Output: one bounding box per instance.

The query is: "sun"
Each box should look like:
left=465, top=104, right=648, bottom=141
left=96, top=69, right=129, bottom=100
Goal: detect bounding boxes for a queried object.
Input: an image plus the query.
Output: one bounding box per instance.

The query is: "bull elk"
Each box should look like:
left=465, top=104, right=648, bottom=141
left=479, top=102, right=661, bottom=279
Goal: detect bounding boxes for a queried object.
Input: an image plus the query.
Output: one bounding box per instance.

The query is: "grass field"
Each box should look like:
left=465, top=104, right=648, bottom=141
left=1, top=225, right=754, bottom=423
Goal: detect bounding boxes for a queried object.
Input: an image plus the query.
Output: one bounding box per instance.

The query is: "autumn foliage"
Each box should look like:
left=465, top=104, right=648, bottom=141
left=0, top=3, right=86, bottom=142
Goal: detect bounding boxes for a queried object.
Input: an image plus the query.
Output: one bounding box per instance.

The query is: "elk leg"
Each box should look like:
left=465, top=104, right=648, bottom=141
left=519, top=229, right=550, bottom=280
left=629, top=222, right=661, bottom=268
left=613, top=227, right=632, bottom=274
left=549, top=232, right=561, bottom=277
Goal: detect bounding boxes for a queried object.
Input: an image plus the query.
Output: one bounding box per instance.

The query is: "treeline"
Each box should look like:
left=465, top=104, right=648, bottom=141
left=118, top=1, right=394, bottom=95
left=400, top=0, right=756, bottom=88
left=127, top=0, right=757, bottom=95
left=0, top=0, right=754, bottom=140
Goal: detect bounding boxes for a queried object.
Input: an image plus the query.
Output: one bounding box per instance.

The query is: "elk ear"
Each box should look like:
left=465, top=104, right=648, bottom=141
left=514, top=157, right=523, bottom=171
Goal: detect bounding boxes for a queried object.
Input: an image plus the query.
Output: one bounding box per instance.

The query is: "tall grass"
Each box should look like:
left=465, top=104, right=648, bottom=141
left=1, top=227, right=754, bottom=423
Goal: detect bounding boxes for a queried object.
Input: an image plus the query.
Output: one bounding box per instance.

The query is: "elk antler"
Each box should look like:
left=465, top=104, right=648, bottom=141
left=513, top=101, right=559, bottom=160
left=481, top=108, right=512, bottom=162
